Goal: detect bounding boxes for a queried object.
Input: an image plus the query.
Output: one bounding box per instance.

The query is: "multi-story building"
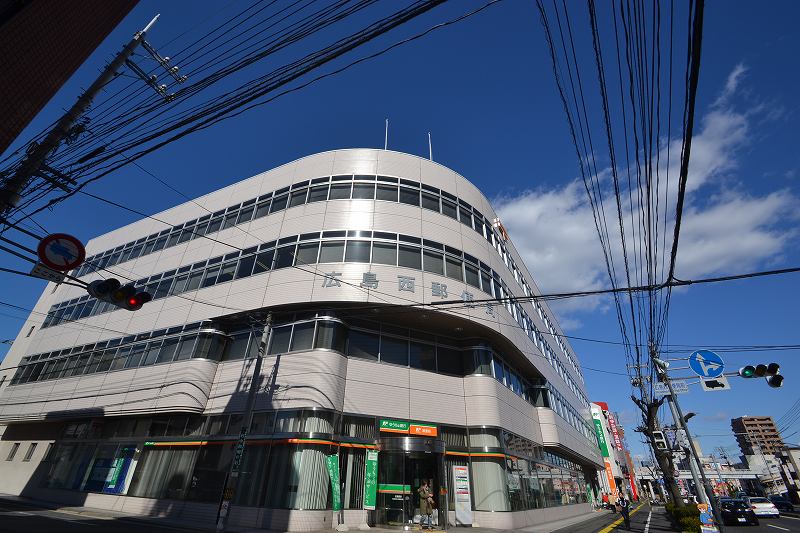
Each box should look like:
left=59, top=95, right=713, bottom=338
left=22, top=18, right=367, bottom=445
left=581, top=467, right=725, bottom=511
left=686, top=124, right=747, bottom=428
left=732, top=416, right=784, bottom=456
left=0, top=149, right=602, bottom=530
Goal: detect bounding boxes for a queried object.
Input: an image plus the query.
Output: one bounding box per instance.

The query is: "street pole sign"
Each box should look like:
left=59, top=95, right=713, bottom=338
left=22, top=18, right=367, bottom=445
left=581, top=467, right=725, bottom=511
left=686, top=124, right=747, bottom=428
left=37, top=233, right=85, bottom=271
left=654, top=380, right=689, bottom=395
left=700, top=375, right=731, bottom=392
left=689, top=350, right=725, bottom=379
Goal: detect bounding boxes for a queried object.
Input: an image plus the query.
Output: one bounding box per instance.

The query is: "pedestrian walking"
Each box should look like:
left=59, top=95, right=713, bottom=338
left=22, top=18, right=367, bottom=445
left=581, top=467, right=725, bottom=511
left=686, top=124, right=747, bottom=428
left=618, top=494, right=631, bottom=530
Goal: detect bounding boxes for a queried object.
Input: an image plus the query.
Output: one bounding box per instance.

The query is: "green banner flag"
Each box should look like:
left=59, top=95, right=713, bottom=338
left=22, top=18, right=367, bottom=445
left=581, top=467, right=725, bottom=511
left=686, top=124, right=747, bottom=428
left=326, top=454, right=341, bottom=511
left=363, top=450, right=379, bottom=510
left=593, top=419, right=610, bottom=457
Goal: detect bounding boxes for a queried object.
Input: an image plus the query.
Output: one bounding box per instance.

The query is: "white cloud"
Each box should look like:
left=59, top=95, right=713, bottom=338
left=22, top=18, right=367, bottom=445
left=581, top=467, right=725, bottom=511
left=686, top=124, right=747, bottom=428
left=496, top=64, right=796, bottom=326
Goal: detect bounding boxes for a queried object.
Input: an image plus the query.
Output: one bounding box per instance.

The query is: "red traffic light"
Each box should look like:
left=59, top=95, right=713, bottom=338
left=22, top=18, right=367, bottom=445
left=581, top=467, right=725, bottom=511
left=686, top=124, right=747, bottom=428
left=125, top=291, right=152, bottom=311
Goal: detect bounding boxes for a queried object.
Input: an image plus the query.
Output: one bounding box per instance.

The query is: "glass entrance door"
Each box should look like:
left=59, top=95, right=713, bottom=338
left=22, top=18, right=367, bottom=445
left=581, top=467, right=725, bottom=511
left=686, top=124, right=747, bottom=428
left=377, top=450, right=443, bottom=529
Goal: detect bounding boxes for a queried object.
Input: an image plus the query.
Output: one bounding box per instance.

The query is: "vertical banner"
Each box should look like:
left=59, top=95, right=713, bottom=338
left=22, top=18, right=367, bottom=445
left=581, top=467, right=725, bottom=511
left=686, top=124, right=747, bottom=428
left=326, top=454, right=342, bottom=511
left=363, top=450, right=379, bottom=510
left=453, top=465, right=473, bottom=526
left=604, top=459, right=618, bottom=497
left=593, top=419, right=610, bottom=457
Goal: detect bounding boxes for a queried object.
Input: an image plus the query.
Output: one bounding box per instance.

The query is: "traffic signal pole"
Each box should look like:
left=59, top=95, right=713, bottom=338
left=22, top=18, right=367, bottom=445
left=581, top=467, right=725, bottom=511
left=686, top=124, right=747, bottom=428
left=660, top=366, right=725, bottom=531
left=216, top=312, right=272, bottom=532
left=0, top=15, right=160, bottom=213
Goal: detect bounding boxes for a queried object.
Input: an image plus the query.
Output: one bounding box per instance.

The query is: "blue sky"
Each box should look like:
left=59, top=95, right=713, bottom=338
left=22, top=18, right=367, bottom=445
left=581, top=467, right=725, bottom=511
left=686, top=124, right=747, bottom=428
left=1, top=0, right=798, bottom=460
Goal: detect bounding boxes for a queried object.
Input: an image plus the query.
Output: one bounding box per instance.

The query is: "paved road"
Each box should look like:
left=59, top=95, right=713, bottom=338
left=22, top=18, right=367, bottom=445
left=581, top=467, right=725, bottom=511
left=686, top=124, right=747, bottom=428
left=0, top=499, right=197, bottom=533
left=551, top=503, right=675, bottom=533
left=740, top=515, right=800, bottom=532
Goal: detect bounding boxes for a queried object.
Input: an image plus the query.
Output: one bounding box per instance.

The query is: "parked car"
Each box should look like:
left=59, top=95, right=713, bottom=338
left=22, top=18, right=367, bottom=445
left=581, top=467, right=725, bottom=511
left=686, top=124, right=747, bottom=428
left=719, top=499, right=759, bottom=526
left=744, top=496, right=780, bottom=518
left=768, top=496, right=795, bottom=512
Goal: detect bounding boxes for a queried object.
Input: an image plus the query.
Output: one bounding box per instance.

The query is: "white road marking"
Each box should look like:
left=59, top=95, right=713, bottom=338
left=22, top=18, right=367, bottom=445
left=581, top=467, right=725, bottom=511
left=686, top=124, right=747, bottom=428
left=767, top=524, right=790, bottom=531
left=643, top=509, right=653, bottom=533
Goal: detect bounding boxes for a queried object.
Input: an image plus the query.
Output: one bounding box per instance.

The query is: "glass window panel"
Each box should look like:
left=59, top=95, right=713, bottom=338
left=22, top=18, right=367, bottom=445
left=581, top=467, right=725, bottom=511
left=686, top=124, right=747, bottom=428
left=206, top=217, right=223, bottom=234
left=224, top=332, right=251, bottom=361
left=347, top=330, right=379, bottom=361
left=274, top=245, right=295, bottom=269
left=254, top=200, right=271, bottom=219
left=95, top=350, right=114, bottom=373
left=315, top=321, right=346, bottom=352
left=459, top=206, right=473, bottom=228
left=290, top=322, right=315, bottom=352
left=142, top=342, right=162, bottom=366
left=329, top=183, right=351, bottom=199
left=201, top=266, right=221, bottom=288
left=380, top=336, right=408, bottom=366
left=376, top=184, right=398, bottom=201
left=270, top=194, right=288, bottom=213
left=307, top=185, right=329, bottom=203
left=465, top=263, right=480, bottom=288
left=409, top=342, right=436, bottom=371
left=421, top=192, right=440, bottom=212
left=493, top=357, right=506, bottom=385
left=172, top=273, right=190, bottom=294
left=268, top=325, right=292, bottom=355
left=216, top=261, right=237, bottom=284
left=166, top=231, right=181, bottom=247
left=351, top=183, right=375, bottom=199
left=399, top=188, right=419, bottom=206
left=445, top=256, right=463, bottom=281
left=441, top=199, right=457, bottom=219
left=423, top=250, right=444, bottom=275
left=125, top=344, right=146, bottom=368
left=371, top=242, right=396, bottom=265
left=437, top=346, right=466, bottom=376
left=222, top=212, right=238, bottom=230
left=344, top=241, right=370, bottom=263
left=289, top=189, right=307, bottom=207
left=480, top=271, right=493, bottom=295
left=295, top=242, right=319, bottom=266
left=156, top=338, right=180, bottom=364
left=236, top=206, right=255, bottom=224
left=178, top=228, right=193, bottom=244
left=110, top=347, right=130, bottom=371
left=174, top=336, right=196, bottom=361
left=235, top=254, right=256, bottom=279
left=155, top=277, right=174, bottom=299
left=252, top=249, right=274, bottom=274
left=319, top=241, right=344, bottom=263
left=186, top=270, right=204, bottom=291
left=398, top=245, right=421, bottom=269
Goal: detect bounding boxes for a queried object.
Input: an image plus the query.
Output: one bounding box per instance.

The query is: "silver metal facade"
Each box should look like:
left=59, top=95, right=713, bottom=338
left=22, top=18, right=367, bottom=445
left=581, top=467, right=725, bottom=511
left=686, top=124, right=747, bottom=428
left=0, top=149, right=602, bottom=528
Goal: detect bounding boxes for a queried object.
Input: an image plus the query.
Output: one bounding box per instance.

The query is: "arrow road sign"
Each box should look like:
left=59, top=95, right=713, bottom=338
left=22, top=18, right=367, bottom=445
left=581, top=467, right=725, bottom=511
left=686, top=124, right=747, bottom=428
left=37, top=233, right=85, bottom=272
left=689, top=350, right=725, bottom=379
left=700, top=375, right=731, bottom=392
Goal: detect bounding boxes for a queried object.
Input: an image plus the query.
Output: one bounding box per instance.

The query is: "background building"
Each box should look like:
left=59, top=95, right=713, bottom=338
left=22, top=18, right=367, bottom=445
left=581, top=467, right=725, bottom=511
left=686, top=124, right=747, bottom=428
left=0, top=0, right=137, bottom=154
left=0, top=149, right=602, bottom=530
left=732, top=416, right=784, bottom=456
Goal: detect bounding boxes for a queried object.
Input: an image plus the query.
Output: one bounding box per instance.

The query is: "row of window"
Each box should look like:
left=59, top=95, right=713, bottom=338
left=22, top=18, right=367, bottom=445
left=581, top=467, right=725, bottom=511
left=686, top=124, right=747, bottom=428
left=5, top=441, right=45, bottom=462
left=44, top=412, right=591, bottom=512
left=13, top=314, right=593, bottom=445
left=66, top=171, right=583, bottom=386
left=44, top=229, right=586, bottom=407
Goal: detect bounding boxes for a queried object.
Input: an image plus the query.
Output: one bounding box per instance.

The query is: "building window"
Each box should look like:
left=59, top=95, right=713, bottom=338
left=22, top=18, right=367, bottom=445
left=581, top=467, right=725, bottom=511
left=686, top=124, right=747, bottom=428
left=6, top=442, right=20, bottom=461
left=22, top=443, right=38, bottom=462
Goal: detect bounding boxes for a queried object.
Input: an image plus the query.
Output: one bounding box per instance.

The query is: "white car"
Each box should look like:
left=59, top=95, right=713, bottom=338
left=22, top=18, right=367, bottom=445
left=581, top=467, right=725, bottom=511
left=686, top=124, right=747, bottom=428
left=744, top=496, right=780, bottom=518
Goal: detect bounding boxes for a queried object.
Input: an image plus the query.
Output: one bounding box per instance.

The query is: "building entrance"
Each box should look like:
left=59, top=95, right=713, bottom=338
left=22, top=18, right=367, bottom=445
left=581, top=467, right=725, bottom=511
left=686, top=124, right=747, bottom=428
left=376, top=437, right=447, bottom=530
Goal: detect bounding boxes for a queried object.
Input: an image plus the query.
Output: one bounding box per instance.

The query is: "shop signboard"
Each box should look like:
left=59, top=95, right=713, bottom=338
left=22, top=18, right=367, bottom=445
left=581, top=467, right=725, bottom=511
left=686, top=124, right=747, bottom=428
left=453, top=465, right=473, bottom=526
left=604, top=458, right=618, bottom=497
left=379, top=419, right=438, bottom=437
left=363, top=450, right=379, bottom=510
left=593, top=419, right=610, bottom=457
left=607, top=413, right=623, bottom=450
left=326, top=454, right=341, bottom=511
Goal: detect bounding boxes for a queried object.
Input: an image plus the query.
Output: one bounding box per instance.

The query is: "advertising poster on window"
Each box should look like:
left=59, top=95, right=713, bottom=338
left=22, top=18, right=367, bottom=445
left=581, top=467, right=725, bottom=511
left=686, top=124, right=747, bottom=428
left=453, top=465, right=473, bottom=526
left=363, top=450, right=379, bottom=510
left=326, top=454, right=341, bottom=511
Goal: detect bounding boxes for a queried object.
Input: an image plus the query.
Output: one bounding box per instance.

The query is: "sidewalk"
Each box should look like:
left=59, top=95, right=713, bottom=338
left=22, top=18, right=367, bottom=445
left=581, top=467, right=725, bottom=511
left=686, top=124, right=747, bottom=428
left=0, top=493, right=614, bottom=533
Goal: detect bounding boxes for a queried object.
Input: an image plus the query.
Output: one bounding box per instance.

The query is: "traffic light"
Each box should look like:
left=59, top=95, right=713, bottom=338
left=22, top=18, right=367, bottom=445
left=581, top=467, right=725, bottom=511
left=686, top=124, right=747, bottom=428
left=652, top=430, right=668, bottom=451
left=87, top=278, right=152, bottom=311
left=738, top=362, right=783, bottom=388
left=766, top=363, right=783, bottom=388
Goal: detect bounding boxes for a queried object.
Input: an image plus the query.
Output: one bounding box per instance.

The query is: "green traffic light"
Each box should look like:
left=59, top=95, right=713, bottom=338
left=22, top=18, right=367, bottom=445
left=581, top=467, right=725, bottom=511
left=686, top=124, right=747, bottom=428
left=739, top=365, right=756, bottom=378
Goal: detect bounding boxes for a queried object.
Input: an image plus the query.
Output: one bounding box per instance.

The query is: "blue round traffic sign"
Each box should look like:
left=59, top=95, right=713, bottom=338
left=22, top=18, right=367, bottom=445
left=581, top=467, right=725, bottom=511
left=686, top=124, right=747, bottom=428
left=688, top=350, right=725, bottom=378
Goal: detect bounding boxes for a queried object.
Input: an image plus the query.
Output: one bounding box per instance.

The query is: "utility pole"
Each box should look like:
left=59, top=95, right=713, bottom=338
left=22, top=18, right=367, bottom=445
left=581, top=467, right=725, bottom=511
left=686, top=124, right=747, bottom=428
left=0, top=15, right=160, bottom=213
left=216, top=312, right=273, bottom=532
left=655, top=356, right=725, bottom=531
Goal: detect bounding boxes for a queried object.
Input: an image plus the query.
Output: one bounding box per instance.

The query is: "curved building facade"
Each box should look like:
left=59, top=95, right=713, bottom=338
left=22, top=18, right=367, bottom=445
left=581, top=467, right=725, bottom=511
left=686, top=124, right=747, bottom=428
left=0, top=149, right=603, bottom=530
